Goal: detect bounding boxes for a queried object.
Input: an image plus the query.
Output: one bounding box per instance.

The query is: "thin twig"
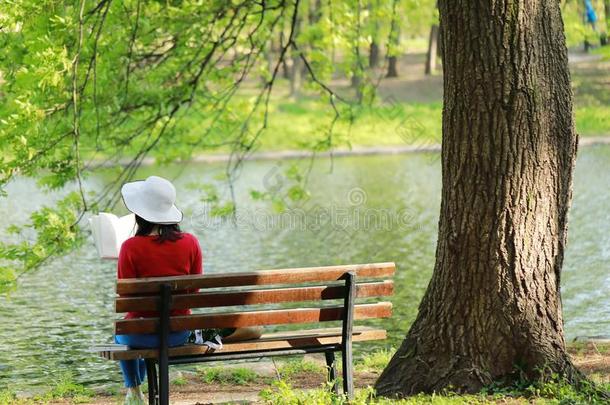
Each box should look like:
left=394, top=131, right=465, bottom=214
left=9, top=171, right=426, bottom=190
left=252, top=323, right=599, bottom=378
left=72, top=0, right=88, bottom=212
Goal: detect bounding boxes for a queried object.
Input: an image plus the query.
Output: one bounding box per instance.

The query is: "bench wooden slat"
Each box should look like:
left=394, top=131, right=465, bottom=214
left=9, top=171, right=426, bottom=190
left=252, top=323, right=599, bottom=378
left=115, top=281, right=394, bottom=312
left=116, top=262, right=395, bottom=294
left=100, top=327, right=387, bottom=360
left=115, top=302, right=392, bottom=334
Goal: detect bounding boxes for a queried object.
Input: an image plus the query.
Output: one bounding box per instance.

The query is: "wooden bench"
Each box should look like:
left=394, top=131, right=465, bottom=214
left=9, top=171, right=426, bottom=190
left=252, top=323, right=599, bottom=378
left=99, top=262, right=395, bottom=404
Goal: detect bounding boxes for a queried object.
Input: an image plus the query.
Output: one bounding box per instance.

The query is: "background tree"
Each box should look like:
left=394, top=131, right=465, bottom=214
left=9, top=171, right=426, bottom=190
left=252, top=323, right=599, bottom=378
left=386, top=24, right=400, bottom=78
left=376, top=0, right=582, bottom=396
left=289, top=9, right=304, bottom=97
left=424, top=1, right=440, bottom=75
left=368, top=0, right=381, bottom=68
left=604, top=0, right=610, bottom=45
left=424, top=24, right=438, bottom=75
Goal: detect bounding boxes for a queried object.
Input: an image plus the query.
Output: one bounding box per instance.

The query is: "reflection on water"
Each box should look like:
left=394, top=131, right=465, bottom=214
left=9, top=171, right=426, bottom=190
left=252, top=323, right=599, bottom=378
left=0, top=147, right=608, bottom=390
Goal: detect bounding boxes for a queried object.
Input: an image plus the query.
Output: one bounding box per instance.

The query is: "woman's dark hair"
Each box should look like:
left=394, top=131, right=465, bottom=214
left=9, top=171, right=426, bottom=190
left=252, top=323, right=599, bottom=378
left=135, top=215, right=183, bottom=243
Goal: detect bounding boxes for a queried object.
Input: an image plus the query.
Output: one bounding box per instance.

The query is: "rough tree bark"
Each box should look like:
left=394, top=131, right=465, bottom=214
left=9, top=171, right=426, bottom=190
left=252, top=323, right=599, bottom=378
left=376, top=0, right=580, bottom=396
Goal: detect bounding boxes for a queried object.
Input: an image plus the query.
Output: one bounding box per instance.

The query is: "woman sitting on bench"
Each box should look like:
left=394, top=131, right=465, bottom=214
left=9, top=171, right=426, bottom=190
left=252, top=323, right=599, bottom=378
left=115, top=175, right=203, bottom=404
left=114, top=175, right=263, bottom=404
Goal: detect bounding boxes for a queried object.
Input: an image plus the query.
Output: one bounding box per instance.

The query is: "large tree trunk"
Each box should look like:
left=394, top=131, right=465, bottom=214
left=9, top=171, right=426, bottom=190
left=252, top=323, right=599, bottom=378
left=376, top=0, right=580, bottom=396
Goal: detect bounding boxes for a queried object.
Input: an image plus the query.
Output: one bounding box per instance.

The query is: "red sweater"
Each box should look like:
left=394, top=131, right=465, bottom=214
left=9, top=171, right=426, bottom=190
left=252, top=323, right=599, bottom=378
left=117, top=232, right=203, bottom=320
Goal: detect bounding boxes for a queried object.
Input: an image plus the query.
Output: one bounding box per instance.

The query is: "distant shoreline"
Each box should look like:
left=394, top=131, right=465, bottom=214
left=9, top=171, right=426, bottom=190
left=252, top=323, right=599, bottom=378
left=89, top=135, right=610, bottom=167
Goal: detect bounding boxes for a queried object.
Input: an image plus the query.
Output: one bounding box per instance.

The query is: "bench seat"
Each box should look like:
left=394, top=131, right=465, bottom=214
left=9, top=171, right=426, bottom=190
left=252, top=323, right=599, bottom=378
left=100, top=326, right=386, bottom=360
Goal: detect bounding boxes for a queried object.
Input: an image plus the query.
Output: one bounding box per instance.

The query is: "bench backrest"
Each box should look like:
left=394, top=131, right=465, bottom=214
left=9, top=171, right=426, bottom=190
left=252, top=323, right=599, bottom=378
left=114, top=262, right=395, bottom=335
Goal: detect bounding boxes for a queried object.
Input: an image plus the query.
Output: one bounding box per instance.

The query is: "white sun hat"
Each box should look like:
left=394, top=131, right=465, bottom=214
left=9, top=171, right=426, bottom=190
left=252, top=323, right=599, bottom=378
left=121, top=176, right=183, bottom=224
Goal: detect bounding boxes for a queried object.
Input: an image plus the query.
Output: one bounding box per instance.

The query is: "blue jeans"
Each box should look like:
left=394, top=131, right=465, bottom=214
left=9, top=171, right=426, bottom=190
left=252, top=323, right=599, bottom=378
left=114, top=331, right=190, bottom=388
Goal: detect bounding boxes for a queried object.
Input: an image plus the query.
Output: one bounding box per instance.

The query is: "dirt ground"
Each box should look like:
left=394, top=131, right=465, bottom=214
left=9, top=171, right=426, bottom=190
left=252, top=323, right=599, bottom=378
left=51, top=343, right=609, bottom=405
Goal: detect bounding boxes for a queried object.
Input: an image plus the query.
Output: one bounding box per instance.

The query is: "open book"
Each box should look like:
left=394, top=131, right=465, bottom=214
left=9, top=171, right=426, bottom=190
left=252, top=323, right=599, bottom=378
left=89, top=213, right=136, bottom=259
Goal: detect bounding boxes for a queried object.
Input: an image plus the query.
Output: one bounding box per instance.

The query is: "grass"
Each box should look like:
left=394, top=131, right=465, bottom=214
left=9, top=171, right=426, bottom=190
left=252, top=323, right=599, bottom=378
left=171, top=375, right=188, bottom=386
left=0, top=372, right=93, bottom=404
left=568, top=340, right=610, bottom=356
left=481, top=372, right=610, bottom=404
left=174, top=96, right=443, bottom=155
left=260, top=347, right=610, bottom=404
left=176, top=96, right=609, bottom=159
left=260, top=381, right=496, bottom=404
left=196, top=365, right=260, bottom=385
left=260, top=378, right=610, bottom=404
left=277, top=358, right=326, bottom=380
left=263, top=100, right=444, bottom=150
left=0, top=390, right=18, bottom=405
left=593, top=45, right=610, bottom=61
left=575, top=105, right=610, bottom=136
left=256, top=99, right=609, bottom=151
left=356, top=348, right=396, bottom=373
left=35, top=372, right=92, bottom=403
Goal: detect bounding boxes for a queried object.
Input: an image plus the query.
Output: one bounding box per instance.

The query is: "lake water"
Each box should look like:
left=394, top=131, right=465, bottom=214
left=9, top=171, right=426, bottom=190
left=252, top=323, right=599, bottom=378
left=0, top=146, right=608, bottom=391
